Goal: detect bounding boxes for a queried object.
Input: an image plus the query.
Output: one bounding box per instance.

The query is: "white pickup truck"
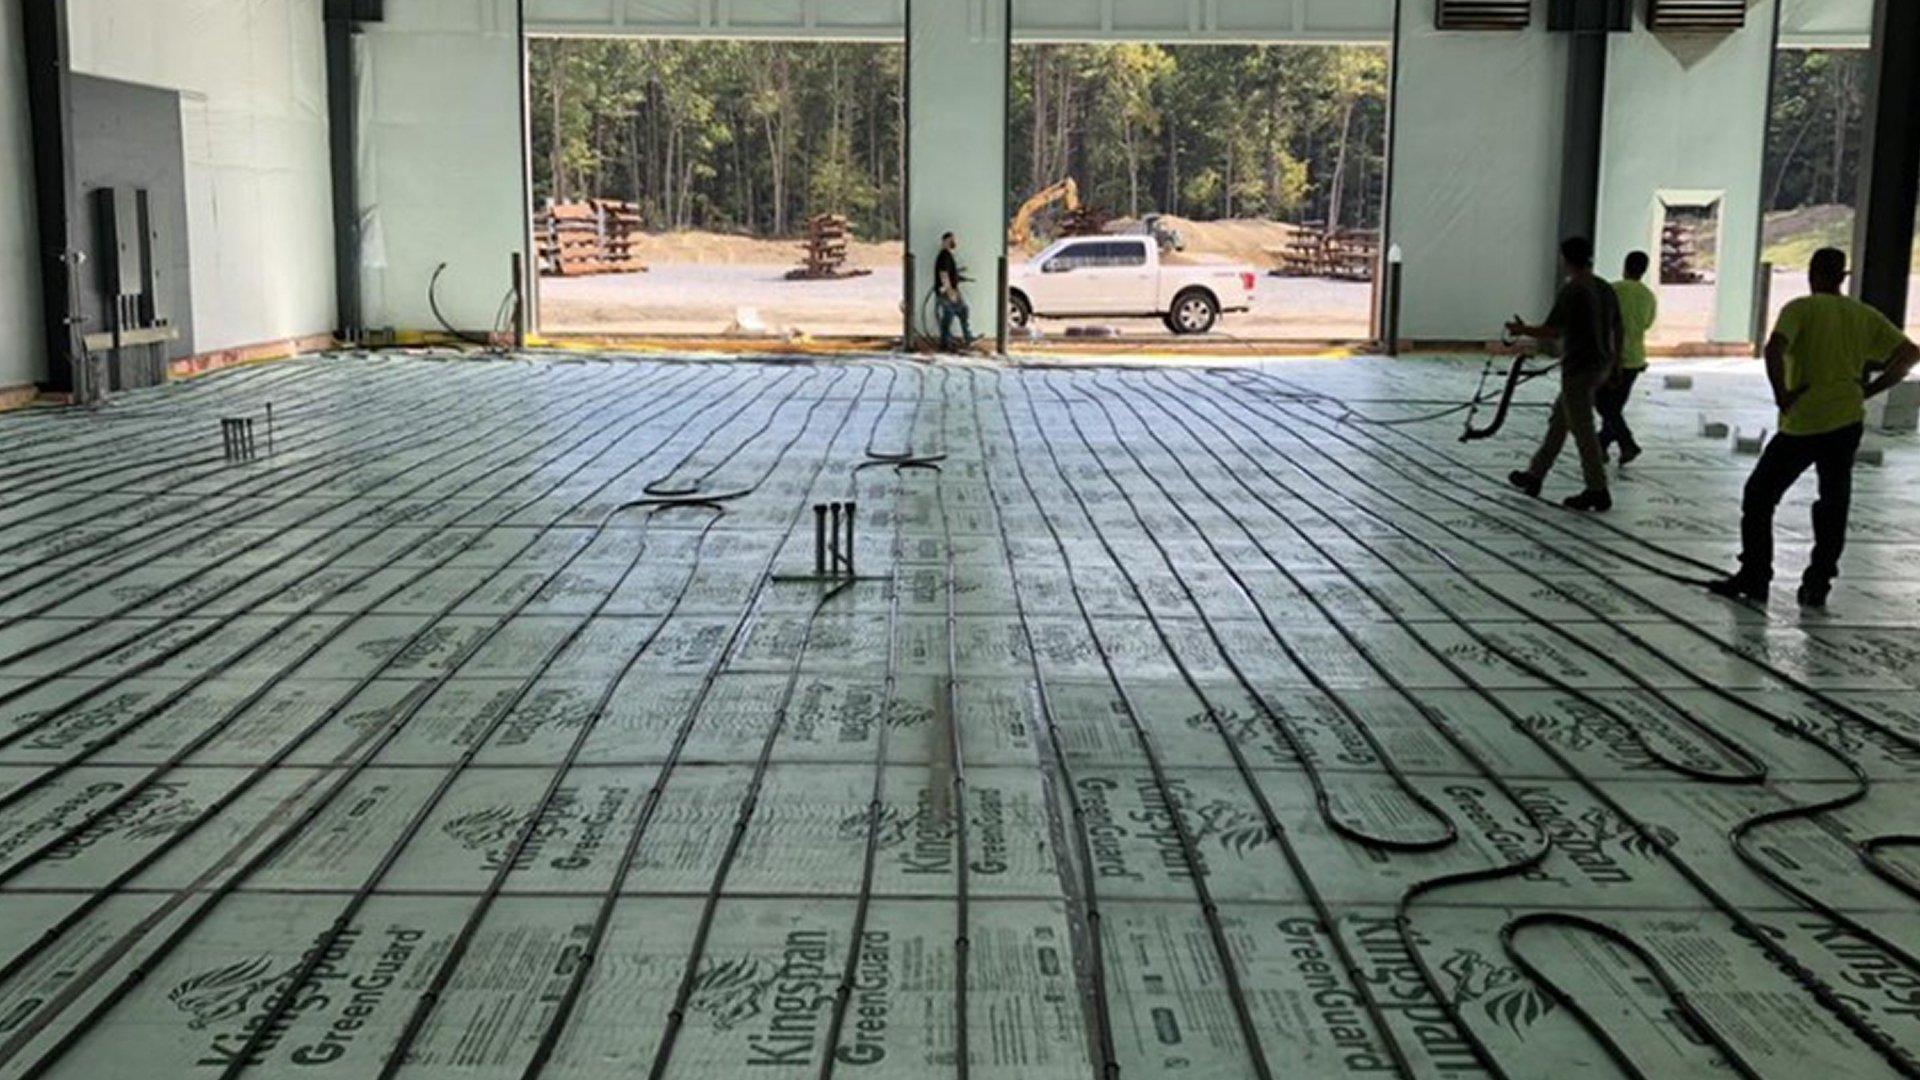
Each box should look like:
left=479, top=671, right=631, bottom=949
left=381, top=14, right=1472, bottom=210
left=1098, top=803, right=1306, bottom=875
left=1007, top=235, right=1257, bottom=335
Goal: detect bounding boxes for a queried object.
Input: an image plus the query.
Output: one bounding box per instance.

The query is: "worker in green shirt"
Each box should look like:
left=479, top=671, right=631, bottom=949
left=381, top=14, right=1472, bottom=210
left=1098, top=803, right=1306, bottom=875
left=1597, top=251, right=1657, bottom=465
left=1709, top=247, right=1919, bottom=608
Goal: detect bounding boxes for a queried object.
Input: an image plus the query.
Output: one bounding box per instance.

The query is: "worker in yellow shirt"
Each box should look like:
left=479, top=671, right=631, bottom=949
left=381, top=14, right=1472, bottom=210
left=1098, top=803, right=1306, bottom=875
left=1709, top=248, right=1919, bottom=608
left=1598, top=251, right=1657, bottom=464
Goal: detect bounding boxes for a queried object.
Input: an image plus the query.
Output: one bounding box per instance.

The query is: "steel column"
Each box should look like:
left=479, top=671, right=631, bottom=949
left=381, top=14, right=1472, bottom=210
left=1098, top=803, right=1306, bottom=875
left=1852, top=0, right=1920, bottom=324
left=325, top=0, right=383, bottom=343
left=1557, top=27, right=1608, bottom=247
left=20, top=0, right=77, bottom=394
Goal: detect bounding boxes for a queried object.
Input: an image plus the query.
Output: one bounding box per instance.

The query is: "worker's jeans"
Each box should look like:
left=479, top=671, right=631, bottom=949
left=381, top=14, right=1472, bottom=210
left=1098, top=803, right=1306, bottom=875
left=1528, top=365, right=1609, bottom=492
left=1737, top=422, right=1863, bottom=588
left=938, top=296, right=973, bottom=351
left=1596, top=367, right=1642, bottom=455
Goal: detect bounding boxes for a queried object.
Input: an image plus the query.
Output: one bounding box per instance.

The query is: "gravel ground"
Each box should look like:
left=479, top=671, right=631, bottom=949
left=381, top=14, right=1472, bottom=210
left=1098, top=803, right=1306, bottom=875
left=538, top=262, right=1375, bottom=341
left=539, top=263, right=1920, bottom=344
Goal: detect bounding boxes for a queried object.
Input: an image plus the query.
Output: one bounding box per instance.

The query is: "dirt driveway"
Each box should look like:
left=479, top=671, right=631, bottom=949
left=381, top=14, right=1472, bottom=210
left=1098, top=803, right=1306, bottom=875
left=538, top=262, right=1377, bottom=342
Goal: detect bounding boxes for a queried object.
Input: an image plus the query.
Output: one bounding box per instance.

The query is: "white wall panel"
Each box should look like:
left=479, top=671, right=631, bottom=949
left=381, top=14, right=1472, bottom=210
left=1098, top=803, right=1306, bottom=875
left=1387, top=1, right=1566, bottom=342
left=0, top=0, right=45, bottom=390
left=526, top=0, right=1391, bottom=42
left=1597, top=1, right=1778, bottom=343
left=907, top=0, right=1006, bottom=342
left=66, top=0, right=335, bottom=355
left=1779, top=0, right=1871, bottom=48
left=359, top=0, right=525, bottom=333
left=528, top=0, right=906, bottom=39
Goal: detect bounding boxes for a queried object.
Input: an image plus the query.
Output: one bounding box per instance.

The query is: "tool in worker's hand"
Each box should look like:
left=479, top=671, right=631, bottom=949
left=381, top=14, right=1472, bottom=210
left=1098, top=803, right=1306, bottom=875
left=1461, top=335, right=1560, bottom=442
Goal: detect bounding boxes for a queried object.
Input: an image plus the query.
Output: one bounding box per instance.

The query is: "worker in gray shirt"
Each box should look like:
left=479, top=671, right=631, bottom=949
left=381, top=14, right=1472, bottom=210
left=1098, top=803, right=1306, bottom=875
left=1505, top=236, right=1624, bottom=512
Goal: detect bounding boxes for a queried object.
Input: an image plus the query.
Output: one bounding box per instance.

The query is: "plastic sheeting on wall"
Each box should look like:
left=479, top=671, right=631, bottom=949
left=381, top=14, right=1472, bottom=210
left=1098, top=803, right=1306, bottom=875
left=1596, top=1, right=1777, bottom=344
left=357, top=0, right=525, bottom=335
left=65, top=0, right=336, bottom=357
left=907, top=0, right=1008, bottom=343
left=0, top=1, right=45, bottom=389
left=1387, top=0, right=1567, bottom=343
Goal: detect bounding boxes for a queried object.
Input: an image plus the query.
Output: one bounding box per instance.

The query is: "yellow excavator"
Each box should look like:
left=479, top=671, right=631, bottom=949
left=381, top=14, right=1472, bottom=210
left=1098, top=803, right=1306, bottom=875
left=1008, top=178, right=1080, bottom=249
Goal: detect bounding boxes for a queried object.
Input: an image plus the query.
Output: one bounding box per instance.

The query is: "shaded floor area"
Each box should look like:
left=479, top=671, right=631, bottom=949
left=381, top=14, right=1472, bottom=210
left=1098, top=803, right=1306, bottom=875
left=0, top=352, right=1915, bottom=1078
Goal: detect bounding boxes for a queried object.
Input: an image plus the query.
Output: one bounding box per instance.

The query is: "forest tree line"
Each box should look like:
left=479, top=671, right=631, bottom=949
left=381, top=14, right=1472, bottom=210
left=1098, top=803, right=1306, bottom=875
left=529, top=40, right=1873, bottom=244
left=1764, top=49, right=1868, bottom=214
left=530, top=40, right=1388, bottom=241
left=532, top=39, right=905, bottom=239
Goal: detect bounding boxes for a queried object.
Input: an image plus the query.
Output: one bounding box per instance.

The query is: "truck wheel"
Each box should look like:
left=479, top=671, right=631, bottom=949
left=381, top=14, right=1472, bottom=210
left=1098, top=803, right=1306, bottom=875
left=1166, top=289, right=1219, bottom=335
left=1007, top=291, right=1032, bottom=333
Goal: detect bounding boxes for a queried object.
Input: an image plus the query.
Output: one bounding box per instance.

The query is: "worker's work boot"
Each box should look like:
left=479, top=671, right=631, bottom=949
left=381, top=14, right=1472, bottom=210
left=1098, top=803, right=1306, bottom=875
left=1562, top=489, right=1612, bottom=512
left=1706, top=575, right=1769, bottom=605
left=1507, top=471, right=1543, bottom=498
left=1617, top=440, right=1642, bottom=466
left=1796, top=579, right=1831, bottom=609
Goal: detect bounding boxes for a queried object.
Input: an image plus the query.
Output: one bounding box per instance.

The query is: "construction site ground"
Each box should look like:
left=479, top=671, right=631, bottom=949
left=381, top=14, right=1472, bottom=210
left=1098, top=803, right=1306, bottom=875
left=1, top=351, right=1916, bottom=1079
left=542, top=260, right=1920, bottom=348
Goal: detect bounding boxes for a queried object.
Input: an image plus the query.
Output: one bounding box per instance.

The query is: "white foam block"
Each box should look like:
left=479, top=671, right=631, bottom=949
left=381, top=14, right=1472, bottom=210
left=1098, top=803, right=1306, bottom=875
left=1868, top=380, right=1919, bottom=433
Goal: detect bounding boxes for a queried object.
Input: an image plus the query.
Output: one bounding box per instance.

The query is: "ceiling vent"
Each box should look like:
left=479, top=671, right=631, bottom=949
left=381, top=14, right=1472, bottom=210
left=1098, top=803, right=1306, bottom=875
left=1436, top=1, right=1532, bottom=30
left=1648, top=0, right=1746, bottom=31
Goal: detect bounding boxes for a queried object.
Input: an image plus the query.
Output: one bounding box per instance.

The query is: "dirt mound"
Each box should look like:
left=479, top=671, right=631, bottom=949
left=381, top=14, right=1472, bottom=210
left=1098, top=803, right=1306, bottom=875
left=626, top=219, right=1307, bottom=272
left=627, top=229, right=902, bottom=268
left=1094, top=216, right=1297, bottom=268
left=1762, top=203, right=1854, bottom=247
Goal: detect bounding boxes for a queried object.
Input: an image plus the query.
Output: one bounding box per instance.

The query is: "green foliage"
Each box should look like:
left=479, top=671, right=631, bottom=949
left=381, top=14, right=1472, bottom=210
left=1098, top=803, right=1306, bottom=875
left=1010, top=44, right=1387, bottom=228
left=1763, top=49, right=1868, bottom=214
left=530, top=39, right=904, bottom=240
left=529, top=40, right=1390, bottom=240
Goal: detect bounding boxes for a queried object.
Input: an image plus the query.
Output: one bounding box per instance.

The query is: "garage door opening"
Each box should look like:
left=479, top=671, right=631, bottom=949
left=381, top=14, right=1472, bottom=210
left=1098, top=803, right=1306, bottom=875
left=1758, top=47, right=1872, bottom=336
left=1004, top=43, right=1389, bottom=345
left=527, top=38, right=904, bottom=339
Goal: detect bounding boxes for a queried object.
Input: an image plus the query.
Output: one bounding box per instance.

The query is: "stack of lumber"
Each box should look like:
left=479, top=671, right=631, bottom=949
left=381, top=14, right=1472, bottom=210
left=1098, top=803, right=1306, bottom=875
left=788, top=214, right=872, bottom=280
left=1271, top=224, right=1379, bottom=280
left=1662, top=220, right=1703, bottom=284
left=535, top=200, right=648, bottom=276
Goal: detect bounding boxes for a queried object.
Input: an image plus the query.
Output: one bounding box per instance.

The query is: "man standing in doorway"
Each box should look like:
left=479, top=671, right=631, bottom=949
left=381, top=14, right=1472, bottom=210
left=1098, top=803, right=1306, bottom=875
left=1599, top=250, right=1657, bottom=465
left=1505, top=236, right=1624, bottom=512
left=1708, top=247, right=1918, bottom=608
left=934, top=232, right=976, bottom=353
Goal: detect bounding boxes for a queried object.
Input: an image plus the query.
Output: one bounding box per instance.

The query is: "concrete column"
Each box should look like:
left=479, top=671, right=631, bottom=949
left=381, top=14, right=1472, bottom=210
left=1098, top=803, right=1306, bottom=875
left=905, top=0, right=1008, bottom=347
left=1852, top=0, right=1920, bottom=323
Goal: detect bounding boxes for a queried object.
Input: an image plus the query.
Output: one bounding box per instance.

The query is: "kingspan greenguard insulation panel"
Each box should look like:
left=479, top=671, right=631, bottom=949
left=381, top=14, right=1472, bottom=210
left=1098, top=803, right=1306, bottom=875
left=0, top=353, right=1916, bottom=1078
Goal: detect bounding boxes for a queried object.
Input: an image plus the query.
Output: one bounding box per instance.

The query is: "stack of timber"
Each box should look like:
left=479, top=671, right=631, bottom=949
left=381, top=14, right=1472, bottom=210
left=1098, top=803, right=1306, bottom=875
left=536, top=200, right=648, bottom=277
left=1271, top=224, right=1378, bottom=281
left=1661, top=220, right=1704, bottom=284
left=788, top=214, right=873, bottom=280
